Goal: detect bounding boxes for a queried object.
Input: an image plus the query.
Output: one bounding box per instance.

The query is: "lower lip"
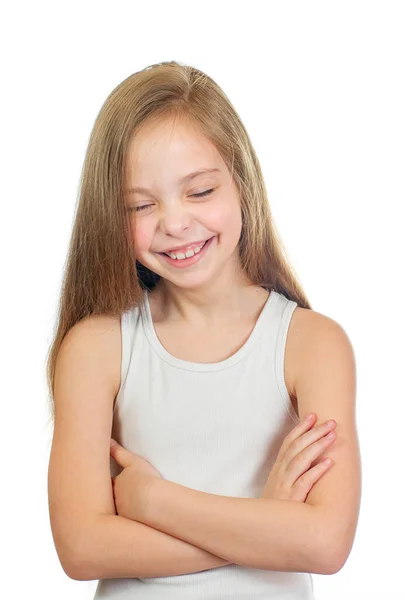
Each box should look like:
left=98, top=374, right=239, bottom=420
left=157, top=236, right=216, bottom=269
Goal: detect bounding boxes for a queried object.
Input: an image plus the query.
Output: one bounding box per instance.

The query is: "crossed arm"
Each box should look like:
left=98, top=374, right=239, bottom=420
left=71, top=314, right=360, bottom=581
left=130, top=479, right=332, bottom=573
left=76, top=478, right=340, bottom=581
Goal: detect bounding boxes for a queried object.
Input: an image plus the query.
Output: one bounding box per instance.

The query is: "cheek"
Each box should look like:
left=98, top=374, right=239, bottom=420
left=132, top=222, right=153, bottom=254
left=208, top=200, right=242, bottom=238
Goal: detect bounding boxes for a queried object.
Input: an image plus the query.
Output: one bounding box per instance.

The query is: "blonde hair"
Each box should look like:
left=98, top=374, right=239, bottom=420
left=45, top=60, right=311, bottom=423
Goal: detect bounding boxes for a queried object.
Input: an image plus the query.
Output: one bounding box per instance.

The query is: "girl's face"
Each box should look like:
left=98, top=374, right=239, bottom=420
left=124, top=116, right=244, bottom=291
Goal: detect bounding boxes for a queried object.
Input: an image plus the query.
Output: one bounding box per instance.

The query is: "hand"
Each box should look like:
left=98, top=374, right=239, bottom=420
left=110, top=439, right=162, bottom=521
left=261, top=413, right=337, bottom=503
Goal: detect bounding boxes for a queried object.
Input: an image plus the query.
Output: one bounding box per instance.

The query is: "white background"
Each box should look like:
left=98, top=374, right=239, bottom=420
left=2, top=1, right=404, bottom=598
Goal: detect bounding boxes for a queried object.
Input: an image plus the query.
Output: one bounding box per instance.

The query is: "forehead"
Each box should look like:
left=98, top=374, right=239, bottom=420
left=125, top=116, right=225, bottom=185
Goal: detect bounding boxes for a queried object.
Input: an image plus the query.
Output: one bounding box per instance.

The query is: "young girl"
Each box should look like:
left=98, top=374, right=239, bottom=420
left=47, top=61, right=361, bottom=599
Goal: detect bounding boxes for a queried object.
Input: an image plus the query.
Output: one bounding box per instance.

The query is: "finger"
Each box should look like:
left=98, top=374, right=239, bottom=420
left=109, top=438, right=133, bottom=468
left=279, top=422, right=336, bottom=488
left=293, top=458, right=333, bottom=497
left=299, top=429, right=337, bottom=467
left=278, top=413, right=318, bottom=461
left=286, top=430, right=337, bottom=485
left=284, top=418, right=336, bottom=466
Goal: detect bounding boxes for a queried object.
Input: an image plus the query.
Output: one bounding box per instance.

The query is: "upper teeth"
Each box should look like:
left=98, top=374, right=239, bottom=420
left=167, top=241, right=206, bottom=260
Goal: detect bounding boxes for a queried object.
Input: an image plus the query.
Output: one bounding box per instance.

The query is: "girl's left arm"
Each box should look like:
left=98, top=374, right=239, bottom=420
left=141, top=313, right=361, bottom=576
left=144, top=479, right=328, bottom=574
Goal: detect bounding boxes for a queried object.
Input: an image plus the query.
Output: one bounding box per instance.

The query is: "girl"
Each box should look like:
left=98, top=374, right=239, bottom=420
left=47, top=61, right=361, bottom=599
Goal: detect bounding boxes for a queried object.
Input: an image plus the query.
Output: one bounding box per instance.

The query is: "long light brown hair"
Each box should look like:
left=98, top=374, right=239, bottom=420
left=45, top=60, right=311, bottom=424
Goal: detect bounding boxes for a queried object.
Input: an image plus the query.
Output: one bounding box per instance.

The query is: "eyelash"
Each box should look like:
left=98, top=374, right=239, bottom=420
left=192, top=188, right=214, bottom=198
left=132, top=188, right=214, bottom=212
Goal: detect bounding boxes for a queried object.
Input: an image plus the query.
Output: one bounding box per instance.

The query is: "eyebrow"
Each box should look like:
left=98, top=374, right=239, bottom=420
left=125, top=168, right=221, bottom=195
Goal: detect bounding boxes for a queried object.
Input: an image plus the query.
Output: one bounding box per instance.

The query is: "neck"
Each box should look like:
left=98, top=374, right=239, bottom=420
left=150, top=269, right=267, bottom=328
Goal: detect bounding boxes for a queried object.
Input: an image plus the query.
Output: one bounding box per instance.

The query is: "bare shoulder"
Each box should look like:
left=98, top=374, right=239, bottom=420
left=285, top=305, right=354, bottom=403
left=61, top=313, right=122, bottom=399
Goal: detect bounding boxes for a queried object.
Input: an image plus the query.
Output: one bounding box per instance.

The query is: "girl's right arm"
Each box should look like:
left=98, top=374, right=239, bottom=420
left=47, top=315, right=231, bottom=581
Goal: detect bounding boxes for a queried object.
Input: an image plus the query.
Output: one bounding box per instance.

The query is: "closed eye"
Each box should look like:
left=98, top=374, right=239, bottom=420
left=130, top=204, right=150, bottom=212
left=129, top=188, right=215, bottom=213
left=191, top=188, right=214, bottom=198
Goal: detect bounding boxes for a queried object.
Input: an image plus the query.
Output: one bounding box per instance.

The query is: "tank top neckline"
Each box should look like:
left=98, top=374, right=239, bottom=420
left=140, top=288, right=279, bottom=372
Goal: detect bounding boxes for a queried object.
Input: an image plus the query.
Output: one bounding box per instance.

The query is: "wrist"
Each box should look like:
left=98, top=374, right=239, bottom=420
left=143, top=476, right=164, bottom=522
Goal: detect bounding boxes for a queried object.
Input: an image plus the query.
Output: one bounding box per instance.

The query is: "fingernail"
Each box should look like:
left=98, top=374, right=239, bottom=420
left=110, top=439, right=116, bottom=447
left=305, top=413, right=314, bottom=421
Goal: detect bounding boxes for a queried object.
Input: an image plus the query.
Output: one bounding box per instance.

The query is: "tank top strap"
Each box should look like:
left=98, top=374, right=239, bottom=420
left=258, top=290, right=299, bottom=424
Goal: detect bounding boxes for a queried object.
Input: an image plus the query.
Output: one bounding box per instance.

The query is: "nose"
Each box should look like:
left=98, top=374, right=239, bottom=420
left=158, top=200, right=193, bottom=236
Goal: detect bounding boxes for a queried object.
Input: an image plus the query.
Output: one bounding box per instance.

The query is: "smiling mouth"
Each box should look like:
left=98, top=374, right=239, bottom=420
left=158, top=238, right=211, bottom=257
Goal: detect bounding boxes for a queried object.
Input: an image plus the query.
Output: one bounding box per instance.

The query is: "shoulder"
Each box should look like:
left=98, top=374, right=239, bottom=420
left=285, top=304, right=355, bottom=401
left=59, top=314, right=122, bottom=398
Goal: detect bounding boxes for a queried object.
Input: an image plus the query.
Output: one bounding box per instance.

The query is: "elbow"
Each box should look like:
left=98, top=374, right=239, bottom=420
left=319, top=552, right=349, bottom=576
left=316, top=555, right=344, bottom=576
left=63, top=513, right=121, bottom=581
left=314, top=507, right=357, bottom=575
left=68, top=529, right=108, bottom=581
left=61, top=545, right=100, bottom=581
left=51, top=541, right=86, bottom=581
left=53, top=523, right=100, bottom=582
left=61, top=554, right=88, bottom=582
left=55, top=542, right=94, bottom=581
left=316, top=535, right=352, bottom=575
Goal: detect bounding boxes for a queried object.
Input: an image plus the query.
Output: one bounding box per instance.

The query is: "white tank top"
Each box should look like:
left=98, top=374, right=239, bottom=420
left=95, top=289, right=316, bottom=599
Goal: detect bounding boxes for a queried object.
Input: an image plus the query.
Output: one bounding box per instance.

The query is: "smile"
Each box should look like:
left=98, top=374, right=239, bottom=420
left=157, top=236, right=216, bottom=268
